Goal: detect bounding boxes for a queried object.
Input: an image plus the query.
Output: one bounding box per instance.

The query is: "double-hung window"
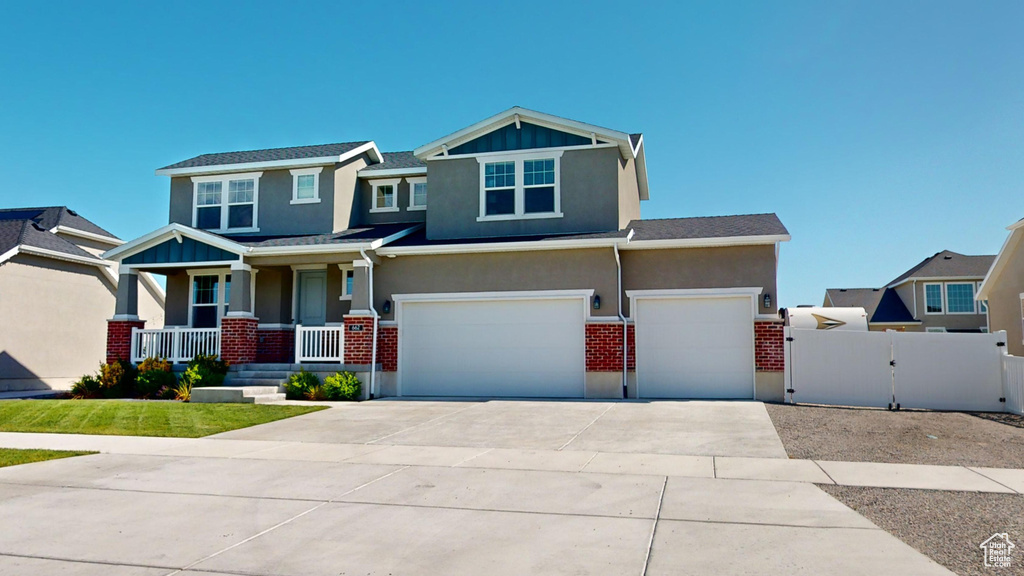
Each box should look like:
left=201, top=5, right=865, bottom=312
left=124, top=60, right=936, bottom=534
left=370, top=179, right=400, bottom=213
left=190, top=273, right=231, bottom=328
left=478, top=151, right=562, bottom=221
left=338, top=264, right=355, bottom=300
left=191, top=172, right=261, bottom=232
left=945, top=283, right=976, bottom=314
left=290, top=167, right=322, bottom=204
left=924, top=283, right=944, bottom=314
left=408, top=177, right=427, bottom=210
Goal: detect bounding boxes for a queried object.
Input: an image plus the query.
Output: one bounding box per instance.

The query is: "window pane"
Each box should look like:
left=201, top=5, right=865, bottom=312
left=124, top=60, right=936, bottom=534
left=413, top=182, right=427, bottom=207
left=228, top=179, right=254, bottom=203
left=345, top=270, right=354, bottom=295
left=376, top=185, right=394, bottom=208
left=196, top=206, right=221, bottom=230
left=485, top=189, right=515, bottom=215
left=193, top=275, right=219, bottom=305
left=224, top=274, right=231, bottom=306
left=297, top=174, right=316, bottom=199
left=192, top=306, right=218, bottom=328
left=228, top=204, right=253, bottom=228
left=197, top=182, right=222, bottom=205
left=524, top=186, right=555, bottom=213
left=925, top=284, right=943, bottom=313
left=484, top=162, right=514, bottom=188
left=946, top=283, right=975, bottom=313
left=524, top=159, right=555, bottom=188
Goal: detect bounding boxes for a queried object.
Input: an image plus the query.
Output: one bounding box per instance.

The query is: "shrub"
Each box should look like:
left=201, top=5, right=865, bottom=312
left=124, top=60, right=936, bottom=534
left=284, top=370, right=321, bottom=400
left=136, top=358, right=176, bottom=399
left=181, top=354, right=229, bottom=388
left=323, top=372, right=361, bottom=401
left=70, top=375, right=102, bottom=399
left=98, top=360, right=137, bottom=399
left=172, top=378, right=193, bottom=401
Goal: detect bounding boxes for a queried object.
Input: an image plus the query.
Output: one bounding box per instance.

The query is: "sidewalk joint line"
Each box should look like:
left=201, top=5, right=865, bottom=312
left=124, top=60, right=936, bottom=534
left=558, top=403, right=615, bottom=451
left=640, top=476, right=667, bottom=576
left=0, top=552, right=174, bottom=572
left=812, top=460, right=838, bottom=485
left=962, top=466, right=1020, bottom=494
left=365, top=403, right=482, bottom=444
left=578, top=451, right=600, bottom=472
left=452, top=448, right=494, bottom=467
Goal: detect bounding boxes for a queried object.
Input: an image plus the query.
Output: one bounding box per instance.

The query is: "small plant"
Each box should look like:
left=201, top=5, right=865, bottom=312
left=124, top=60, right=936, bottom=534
left=172, top=379, right=193, bottom=402
left=304, top=385, right=328, bottom=401
left=70, top=375, right=102, bottom=399
left=136, top=358, right=176, bottom=399
left=323, top=371, right=361, bottom=401
left=284, top=369, right=321, bottom=400
left=181, top=354, right=229, bottom=388
left=98, top=360, right=137, bottom=399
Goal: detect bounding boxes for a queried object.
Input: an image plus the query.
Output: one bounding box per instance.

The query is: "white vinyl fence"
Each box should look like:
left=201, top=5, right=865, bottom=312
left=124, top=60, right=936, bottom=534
left=785, top=328, right=1008, bottom=412
left=295, top=325, right=344, bottom=363
left=131, top=327, right=220, bottom=363
left=1004, top=355, right=1024, bottom=415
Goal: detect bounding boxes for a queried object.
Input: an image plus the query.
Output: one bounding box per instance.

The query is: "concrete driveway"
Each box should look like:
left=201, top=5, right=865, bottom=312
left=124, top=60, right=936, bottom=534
left=0, top=400, right=955, bottom=575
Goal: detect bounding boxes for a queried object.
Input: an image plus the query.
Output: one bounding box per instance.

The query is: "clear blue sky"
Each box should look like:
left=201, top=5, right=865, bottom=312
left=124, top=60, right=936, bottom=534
left=1, top=1, right=1021, bottom=307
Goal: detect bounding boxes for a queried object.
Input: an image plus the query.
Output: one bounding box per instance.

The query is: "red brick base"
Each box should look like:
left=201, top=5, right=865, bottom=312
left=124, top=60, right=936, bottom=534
left=106, top=319, right=145, bottom=364
left=343, top=316, right=375, bottom=365
left=585, top=322, right=635, bottom=372
left=378, top=325, right=397, bottom=372
left=220, top=317, right=258, bottom=365
left=755, top=320, right=785, bottom=372
left=256, top=328, right=294, bottom=364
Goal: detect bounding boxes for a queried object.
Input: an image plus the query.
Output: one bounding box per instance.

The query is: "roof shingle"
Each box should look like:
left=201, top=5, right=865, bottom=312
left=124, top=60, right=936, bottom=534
left=159, top=142, right=371, bottom=171
left=360, top=151, right=426, bottom=172
left=888, top=250, right=996, bottom=286
left=626, top=213, right=789, bottom=241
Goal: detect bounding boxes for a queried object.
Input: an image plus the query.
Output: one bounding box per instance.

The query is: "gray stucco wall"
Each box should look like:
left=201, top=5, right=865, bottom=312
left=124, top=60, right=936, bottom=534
left=355, top=178, right=428, bottom=227
left=617, top=156, right=641, bottom=229
left=253, top=267, right=292, bottom=324
left=894, top=279, right=987, bottom=332
left=372, top=248, right=619, bottom=321
left=988, top=239, right=1024, bottom=355
left=424, top=147, right=621, bottom=240
left=165, top=270, right=189, bottom=326
left=620, top=245, right=778, bottom=317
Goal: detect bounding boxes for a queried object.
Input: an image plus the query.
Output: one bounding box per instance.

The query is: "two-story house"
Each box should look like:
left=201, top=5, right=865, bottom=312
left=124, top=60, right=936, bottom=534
left=103, top=107, right=790, bottom=400
left=823, top=250, right=994, bottom=333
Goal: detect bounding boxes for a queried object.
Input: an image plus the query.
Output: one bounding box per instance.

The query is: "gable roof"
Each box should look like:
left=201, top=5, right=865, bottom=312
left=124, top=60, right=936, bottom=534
left=0, top=206, right=117, bottom=240
left=358, top=151, right=427, bottom=177
left=0, top=208, right=112, bottom=267
left=978, top=218, right=1024, bottom=300
left=824, top=287, right=918, bottom=324
left=155, top=141, right=383, bottom=176
left=625, top=214, right=789, bottom=242
left=888, top=250, right=995, bottom=286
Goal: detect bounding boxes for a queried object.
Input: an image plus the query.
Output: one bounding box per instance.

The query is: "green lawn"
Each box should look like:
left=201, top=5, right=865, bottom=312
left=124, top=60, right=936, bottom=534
left=0, top=448, right=96, bottom=468
left=0, top=400, right=327, bottom=438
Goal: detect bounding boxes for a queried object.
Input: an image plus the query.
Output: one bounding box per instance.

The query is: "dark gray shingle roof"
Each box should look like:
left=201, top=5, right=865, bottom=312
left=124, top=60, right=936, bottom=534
left=824, top=287, right=916, bottom=324
left=888, top=250, right=996, bottom=285
left=626, top=213, right=789, bottom=241
left=159, top=142, right=371, bottom=171
left=225, top=223, right=420, bottom=249
left=360, top=151, right=426, bottom=172
left=0, top=206, right=116, bottom=239
left=0, top=218, right=102, bottom=261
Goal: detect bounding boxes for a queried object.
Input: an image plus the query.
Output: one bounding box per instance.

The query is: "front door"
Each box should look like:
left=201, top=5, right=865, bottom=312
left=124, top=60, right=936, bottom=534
left=297, top=270, right=327, bottom=326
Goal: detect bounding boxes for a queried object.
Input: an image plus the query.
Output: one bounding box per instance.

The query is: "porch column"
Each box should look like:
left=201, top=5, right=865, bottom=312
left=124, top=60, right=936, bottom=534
left=107, top=263, right=145, bottom=363
left=221, top=261, right=258, bottom=365
left=349, top=260, right=371, bottom=313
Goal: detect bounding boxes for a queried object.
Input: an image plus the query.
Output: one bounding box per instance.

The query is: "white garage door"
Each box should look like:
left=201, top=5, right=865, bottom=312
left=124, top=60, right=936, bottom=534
left=636, top=296, right=755, bottom=399
left=399, top=297, right=585, bottom=397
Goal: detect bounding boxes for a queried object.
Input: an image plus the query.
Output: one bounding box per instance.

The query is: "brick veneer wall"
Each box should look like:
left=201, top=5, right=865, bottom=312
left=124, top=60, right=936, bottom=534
left=585, top=322, right=635, bottom=372
left=754, top=320, right=785, bottom=372
left=378, top=325, right=397, bottom=372
left=106, top=319, right=146, bottom=364
left=220, top=317, right=258, bottom=365
left=256, top=328, right=294, bottom=364
left=343, top=316, right=375, bottom=365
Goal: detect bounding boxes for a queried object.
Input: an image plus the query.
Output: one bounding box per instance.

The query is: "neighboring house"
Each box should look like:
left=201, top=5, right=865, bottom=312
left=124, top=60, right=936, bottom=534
left=0, top=207, right=164, bottom=391
left=824, top=250, right=994, bottom=333
left=977, top=218, right=1024, bottom=355
left=103, top=107, right=790, bottom=400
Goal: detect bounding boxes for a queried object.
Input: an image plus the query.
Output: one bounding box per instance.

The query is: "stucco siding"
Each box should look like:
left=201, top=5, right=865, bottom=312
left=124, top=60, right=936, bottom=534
left=355, top=177, right=427, bottom=227
left=987, top=239, right=1024, bottom=355
left=424, top=147, right=621, bottom=240
left=253, top=267, right=292, bottom=324
left=900, top=280, right=988, bottom=332
left=372, top=248, right=619, bottom=321
left=620, top=245, right=778, bottom=317
left=0, top=255, right=117, bottom=390
left=334, top=153, right=370, bottom=232
left=165, top=270, right=189, bottom=326
left=617, top=156, right=641, bottom=229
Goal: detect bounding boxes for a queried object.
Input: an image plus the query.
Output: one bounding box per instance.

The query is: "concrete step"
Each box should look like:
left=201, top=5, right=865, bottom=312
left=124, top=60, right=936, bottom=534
left=224, top=378, right=287, bottom=387
left=192, top=386, right=284, bottom=403
left=250, top=393, right=287, bottom=404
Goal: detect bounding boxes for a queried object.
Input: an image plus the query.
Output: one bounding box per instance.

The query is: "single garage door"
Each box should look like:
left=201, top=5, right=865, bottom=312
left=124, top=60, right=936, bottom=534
left=399, top=297, right=585, bottom=397
left=635, top=296, right=755, bottom=399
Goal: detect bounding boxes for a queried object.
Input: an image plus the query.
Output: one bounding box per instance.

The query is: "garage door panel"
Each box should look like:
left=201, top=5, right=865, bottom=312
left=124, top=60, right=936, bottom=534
left=400, top=298, right=585, bottom=398
left=636, top=296, right=754, bottom=399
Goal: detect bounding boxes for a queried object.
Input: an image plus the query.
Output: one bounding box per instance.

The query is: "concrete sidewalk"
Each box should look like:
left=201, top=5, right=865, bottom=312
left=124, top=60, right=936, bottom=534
left=0, top=431, right=1019, bottom=494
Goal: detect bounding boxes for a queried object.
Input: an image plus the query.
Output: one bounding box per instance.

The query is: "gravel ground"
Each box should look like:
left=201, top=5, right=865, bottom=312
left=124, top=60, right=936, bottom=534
left=822, top=485, right=1024, bottom=576
left=764, top=402, right=1024, bottom=468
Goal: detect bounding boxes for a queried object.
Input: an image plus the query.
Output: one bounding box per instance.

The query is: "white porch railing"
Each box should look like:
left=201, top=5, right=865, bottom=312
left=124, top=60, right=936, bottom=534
left=1004, top=355, right=1024, bottom=416
left=131, top=327, right=221, bottom=363
left=295, top=325, right=344, bottom=363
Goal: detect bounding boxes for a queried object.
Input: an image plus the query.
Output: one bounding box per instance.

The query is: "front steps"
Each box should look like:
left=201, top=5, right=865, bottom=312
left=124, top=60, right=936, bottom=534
left=224, top=363, right=359, bottom=387
left=191, top=386, right=286, bottom=404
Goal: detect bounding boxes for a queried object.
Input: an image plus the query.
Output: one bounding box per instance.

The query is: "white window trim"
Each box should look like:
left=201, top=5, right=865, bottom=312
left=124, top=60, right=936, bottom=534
left=191, top=172, right=262, bottom=233
left=370, top=178, right=401, bottom=213
left=290, top=167, right=322, bottom=205
left=923, top=282, right=945, bottom=315
left=476, top=150, right=564, bottom=222
left=976, top=281, right=987, bottom=314
left=944, top=282, right=977, bottom=315
left=185, top=268, right=255, bottom=328
left=407, top=177, right=427, bottom=211
left=338, top=263, right=354, bottom=301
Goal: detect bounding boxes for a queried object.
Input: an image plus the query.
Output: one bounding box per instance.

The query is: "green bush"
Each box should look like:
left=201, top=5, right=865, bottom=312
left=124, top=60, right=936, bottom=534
left=136, top=358, right=176, bottom=399
left=98, top=360, right=137, bottom=399
left=181, top=354, right=229, bottom=388
left=172, top=378, right=193, bottom=401
left=284, top=370, right=321, bottom=400
left=70, top=375, right=102, bottom=399
left=323, top=372, right=361, bottom=401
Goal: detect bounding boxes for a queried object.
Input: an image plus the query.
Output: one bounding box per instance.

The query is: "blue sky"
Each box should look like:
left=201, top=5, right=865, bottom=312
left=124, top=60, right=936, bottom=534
left=1, top=1, right=1021, bottom=306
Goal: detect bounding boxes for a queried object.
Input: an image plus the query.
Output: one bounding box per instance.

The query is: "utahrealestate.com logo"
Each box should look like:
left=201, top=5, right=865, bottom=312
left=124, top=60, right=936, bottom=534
left=980, top=533, right=1014, bottom=569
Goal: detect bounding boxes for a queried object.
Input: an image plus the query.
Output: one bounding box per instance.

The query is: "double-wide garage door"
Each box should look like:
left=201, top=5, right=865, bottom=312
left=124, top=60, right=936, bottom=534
left=400, top=297, right=585, bottom=397
left=635, top=296, right=755, bottom=399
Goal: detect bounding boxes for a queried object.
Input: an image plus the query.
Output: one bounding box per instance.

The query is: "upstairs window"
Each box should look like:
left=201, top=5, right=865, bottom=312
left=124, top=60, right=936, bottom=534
left=925, top=283, right=943, bottom=314
left=290, top=167, right=322, bottom=204
left=945, top=283, right=975, bottom=314
left=370, top=179, right=400, bottom=213
left=409, top=178, right=427, bottom=210
left=191, top=172, right=261, bottom=232
left=478, top=152, right=562, bottom=221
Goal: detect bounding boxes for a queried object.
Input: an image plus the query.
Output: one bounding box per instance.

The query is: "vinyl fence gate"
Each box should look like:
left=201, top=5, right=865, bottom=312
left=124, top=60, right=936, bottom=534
left=784, top=328, right=1008, bottom=412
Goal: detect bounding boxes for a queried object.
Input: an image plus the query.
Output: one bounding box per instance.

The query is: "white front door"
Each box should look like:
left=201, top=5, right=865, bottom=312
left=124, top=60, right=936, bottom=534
left=635, top=296, right=755, bottom=399
left=399, top=297, right=586, bottom=397
left=297, top=270, right=327, bottom=326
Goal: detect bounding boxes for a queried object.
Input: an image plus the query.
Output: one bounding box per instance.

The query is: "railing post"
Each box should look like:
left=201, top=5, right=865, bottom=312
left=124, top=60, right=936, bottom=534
left=172, top=326, right=182, bottom=363
left=129, top=327, right=139, bottom=363
left=295, top=325, right=303, bottom=364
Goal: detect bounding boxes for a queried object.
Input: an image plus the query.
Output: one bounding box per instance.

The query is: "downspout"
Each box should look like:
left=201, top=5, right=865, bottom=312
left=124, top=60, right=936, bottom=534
left=360, top=248, right=379, bottom=400
left=614, top=232, right=632, bottom=398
